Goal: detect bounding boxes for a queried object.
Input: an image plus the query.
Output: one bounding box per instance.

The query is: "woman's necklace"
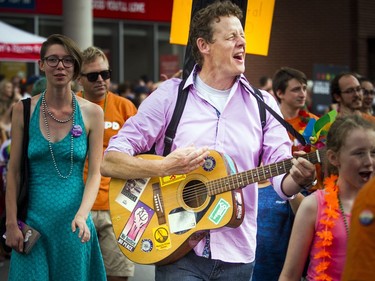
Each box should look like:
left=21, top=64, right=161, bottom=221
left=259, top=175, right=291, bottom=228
left=338, top=196, right=350, bottom=239
left=42, top=92, right=76, bottom=123
left=41, top=91, right=75, bottom=179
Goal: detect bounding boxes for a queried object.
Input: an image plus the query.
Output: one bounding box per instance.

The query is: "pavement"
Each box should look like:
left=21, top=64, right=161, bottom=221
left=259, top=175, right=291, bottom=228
left=0, top=257, right=155, bottom=280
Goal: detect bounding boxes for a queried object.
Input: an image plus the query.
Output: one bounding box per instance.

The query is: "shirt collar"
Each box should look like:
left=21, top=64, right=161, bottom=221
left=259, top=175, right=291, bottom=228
left=186, top=64, right=248, bottom=91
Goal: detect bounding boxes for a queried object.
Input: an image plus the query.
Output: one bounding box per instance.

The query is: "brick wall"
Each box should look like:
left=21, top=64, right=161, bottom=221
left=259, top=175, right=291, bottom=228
left=245, top=0, right=375, bottom=86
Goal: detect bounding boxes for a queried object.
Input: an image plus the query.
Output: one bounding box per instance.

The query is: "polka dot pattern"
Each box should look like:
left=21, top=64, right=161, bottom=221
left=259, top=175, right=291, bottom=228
left=8, top=97, right=106, bottom=280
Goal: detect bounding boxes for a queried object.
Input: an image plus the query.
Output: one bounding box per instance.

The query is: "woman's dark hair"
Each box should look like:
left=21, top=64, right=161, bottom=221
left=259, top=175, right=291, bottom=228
left=40, top=34, right=82, bottom=80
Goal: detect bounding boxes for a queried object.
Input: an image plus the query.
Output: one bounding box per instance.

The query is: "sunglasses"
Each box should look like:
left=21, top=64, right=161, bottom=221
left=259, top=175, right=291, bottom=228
left=81, top=70, right=111, bottom=82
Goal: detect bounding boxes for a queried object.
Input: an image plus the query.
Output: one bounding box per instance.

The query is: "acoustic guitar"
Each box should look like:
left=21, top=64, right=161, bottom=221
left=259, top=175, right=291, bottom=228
left=109, top=149, right=324, bottom=265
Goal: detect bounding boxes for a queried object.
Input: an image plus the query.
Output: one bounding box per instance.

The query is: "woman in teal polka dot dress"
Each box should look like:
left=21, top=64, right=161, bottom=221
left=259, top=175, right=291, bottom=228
left=5, top=34, right=106, bottom=280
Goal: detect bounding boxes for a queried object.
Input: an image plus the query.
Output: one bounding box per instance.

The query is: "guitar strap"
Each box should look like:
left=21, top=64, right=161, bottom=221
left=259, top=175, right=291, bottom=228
left=161, top=79, right=306, bottom=157
left=249, top=87, right=307, bottom=146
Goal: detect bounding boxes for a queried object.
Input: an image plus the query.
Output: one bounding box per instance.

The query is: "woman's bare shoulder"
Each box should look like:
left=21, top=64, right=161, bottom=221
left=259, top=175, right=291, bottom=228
left=75, top=95, right=102, bottom=114
left=299, top=191, right=319, bottom=214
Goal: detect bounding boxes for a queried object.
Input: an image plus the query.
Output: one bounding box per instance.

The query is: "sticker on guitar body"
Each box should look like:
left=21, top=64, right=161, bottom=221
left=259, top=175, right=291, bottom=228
left=152, top=225, right=172, bottom=250
left=209, top=198, right=230, bottom=225
left=118, top=201, right=154, bottom=252
left=160, top=174, right=186, bottom=187
left=115, top=178, right=149, bottom=212
left=168, top=210, right=196, bottom=233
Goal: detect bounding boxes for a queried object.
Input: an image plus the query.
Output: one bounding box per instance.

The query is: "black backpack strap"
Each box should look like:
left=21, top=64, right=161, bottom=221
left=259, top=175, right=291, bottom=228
left=162, top=80, right=189, bottom=156
left=162, top=78, right=306, bottom=157
left=252, top=87, right=266, bottom=129
left=252, top=88, right=266, bottom=166
left=243, top=83, right=307, bottom=146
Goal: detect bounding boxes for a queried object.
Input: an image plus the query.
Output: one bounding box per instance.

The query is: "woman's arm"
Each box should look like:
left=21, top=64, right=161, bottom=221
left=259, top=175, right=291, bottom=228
left=5, top=101, right=27, bottom=252
left=279, top=193, right=318, bottom=281
left=71, top=99, right=103, bottom=243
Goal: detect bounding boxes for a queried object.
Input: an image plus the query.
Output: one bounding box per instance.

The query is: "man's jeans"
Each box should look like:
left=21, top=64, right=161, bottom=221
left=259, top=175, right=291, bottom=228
left=155, top=250, right=255, bottom=281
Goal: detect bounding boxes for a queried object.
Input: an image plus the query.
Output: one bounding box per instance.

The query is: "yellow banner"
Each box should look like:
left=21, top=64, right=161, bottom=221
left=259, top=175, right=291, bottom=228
left=170, top=0, right=192, bottom=45
left=170, top=0, right=275, bottom=56
left=245, top=0, right=275, bottom=56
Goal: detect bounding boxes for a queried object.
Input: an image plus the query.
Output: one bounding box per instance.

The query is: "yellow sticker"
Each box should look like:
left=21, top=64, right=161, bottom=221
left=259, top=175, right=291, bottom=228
left=153, top=225, right=172, bottom=250
left=160, top=174, right=186, bottom=187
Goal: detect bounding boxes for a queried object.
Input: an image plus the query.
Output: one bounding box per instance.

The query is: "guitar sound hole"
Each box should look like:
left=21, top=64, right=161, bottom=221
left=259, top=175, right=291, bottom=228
left=182, top=180, right=207, bottom=208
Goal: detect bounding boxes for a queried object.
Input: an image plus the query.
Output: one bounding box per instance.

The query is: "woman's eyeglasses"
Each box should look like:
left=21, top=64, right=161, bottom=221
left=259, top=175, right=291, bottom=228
left=43, top=55, right=75, bottom=68
left=80, top=70, right=112, bottom=82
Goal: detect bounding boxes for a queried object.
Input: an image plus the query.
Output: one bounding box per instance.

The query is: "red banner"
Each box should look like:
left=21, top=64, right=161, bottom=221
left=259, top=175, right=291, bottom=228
left=0, top=0, right=173, bottom=22
left=0, top=43, right=41, bottom=61
left=93, top=0, right=173, bottom=22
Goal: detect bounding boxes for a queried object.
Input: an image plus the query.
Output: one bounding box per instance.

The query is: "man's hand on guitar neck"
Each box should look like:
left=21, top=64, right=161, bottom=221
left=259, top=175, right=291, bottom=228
left=281, top=150, right=317, bottom=197
left=161, top=146, right=210, bottom=176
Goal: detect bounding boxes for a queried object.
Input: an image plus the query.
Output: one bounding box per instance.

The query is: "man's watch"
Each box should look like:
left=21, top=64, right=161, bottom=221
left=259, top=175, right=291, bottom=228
left=300, top=179, right=318, bottom=191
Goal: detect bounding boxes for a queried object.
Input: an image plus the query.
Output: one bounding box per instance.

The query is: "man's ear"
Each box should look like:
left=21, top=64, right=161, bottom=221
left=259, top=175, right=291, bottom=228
left=196, top=38, right=210, bottom=55
left=275, top=89, right=284, bottom=100
left=333, top=93, right=341, bottom=103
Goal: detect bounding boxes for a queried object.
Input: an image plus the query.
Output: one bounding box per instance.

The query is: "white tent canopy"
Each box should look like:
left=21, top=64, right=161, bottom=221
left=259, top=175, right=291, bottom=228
left=0, top=21, right=46, bottom=62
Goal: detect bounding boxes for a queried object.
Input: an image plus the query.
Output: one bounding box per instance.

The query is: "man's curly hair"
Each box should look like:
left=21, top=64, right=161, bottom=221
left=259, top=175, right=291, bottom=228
left=189, top=1, right=243, bottom=67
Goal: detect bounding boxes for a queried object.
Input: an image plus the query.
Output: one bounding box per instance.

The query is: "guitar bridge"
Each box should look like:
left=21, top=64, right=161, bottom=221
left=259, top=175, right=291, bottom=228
left=153, top=183, right=166, bottom=225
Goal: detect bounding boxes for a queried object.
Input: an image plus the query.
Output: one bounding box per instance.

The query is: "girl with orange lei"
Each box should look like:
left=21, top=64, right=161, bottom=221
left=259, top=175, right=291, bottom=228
left=279, top=115, right=375, bottom=281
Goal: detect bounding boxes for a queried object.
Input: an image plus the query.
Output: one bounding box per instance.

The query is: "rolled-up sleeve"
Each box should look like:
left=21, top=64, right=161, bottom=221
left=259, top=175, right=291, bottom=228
left=105, top=79, right=181, bottom=156
left=259, top=91, right=294, bottom=200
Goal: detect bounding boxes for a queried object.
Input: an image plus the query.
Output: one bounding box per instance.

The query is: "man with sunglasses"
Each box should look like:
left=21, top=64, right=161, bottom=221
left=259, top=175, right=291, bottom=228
left=77, top=46, right=137, bottom=281
left=330, top=72, right=375, bottom=123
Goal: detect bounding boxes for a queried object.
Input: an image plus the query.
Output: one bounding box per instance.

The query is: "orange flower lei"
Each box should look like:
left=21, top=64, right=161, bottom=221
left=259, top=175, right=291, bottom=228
left=313, top=174, right=340, bottom=281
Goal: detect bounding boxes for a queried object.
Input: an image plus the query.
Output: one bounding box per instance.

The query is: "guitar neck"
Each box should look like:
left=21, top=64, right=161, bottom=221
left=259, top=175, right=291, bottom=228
left=207, top=149, right=324, bottom=196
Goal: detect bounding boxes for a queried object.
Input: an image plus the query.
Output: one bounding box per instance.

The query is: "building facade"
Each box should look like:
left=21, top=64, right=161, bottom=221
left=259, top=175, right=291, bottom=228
left=0, top=0, right=184, bottom=85
left=1, top=0, right=375, bottom=113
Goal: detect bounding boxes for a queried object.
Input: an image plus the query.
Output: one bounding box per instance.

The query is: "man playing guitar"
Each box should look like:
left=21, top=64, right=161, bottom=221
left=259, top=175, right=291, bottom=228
left=101, top=1, right=316, bottom=280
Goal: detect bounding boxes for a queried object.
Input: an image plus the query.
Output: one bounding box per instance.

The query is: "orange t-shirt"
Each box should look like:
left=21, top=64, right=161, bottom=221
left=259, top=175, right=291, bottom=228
left=77, top=91, right=137, bottom=210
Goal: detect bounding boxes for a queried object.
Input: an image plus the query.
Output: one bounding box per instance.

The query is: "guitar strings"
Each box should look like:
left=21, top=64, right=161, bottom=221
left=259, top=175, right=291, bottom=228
left=153, top=174, right=259, bottom=205
left=170, top=161, right=295, bottom=201
left=160, top=170, right=276, bottom=204
left=133, top=151, right=322, bottom=207
left=178, top=150, right=320, bottom=201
